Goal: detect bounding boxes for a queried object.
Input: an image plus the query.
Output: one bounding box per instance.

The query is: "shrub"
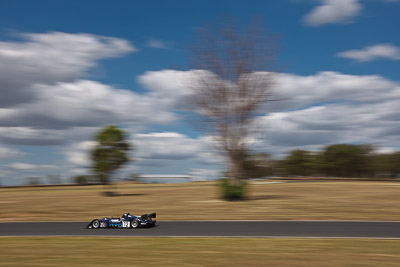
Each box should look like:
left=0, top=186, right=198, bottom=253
left=26, top=177, right=41, bottom=186
left=219, top=178, right=247, bottom=201
left=73, top=175, right=88, bottom=185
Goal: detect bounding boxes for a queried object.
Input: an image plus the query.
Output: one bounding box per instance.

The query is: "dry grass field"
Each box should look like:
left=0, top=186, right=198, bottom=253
left=1, top=237, right=400, bottom=266
left=0, top=180, right=399, bottom=221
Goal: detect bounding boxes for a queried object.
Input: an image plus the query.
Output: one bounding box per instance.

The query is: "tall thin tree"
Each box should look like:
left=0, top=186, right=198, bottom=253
left=190, top=19, right=277, bottom=183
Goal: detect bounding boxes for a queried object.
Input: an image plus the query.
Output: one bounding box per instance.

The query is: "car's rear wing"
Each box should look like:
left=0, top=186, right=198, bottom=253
left=141, top=213, right=156, bottom=220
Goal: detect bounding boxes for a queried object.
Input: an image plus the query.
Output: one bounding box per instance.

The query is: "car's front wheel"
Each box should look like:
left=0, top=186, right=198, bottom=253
left=92, top=219, right=100, bottom=229
left=131, top=220, right=140, bottom=229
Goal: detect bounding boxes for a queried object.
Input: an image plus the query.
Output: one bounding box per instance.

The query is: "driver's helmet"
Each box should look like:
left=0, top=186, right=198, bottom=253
left=122, top=213, right=130, bottom=218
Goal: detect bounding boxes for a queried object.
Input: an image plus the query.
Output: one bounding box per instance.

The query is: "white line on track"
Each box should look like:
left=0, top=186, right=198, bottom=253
left=1, top=235, right=400, bottom=240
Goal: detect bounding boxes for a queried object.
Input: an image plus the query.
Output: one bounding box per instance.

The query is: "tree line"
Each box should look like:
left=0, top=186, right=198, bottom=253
left=242, top=144, right=400, bottom=179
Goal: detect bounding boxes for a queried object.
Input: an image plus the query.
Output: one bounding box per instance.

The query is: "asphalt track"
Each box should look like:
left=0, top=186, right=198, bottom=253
left=1, top=221, right=400, bottom=238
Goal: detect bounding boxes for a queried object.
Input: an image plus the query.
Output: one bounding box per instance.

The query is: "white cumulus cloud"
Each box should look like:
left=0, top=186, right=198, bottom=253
left=133, top=132, right=221, bottom=164
left=303, top=0, right=363, bottom=26
left=337, top=43, right=400, bottom=62
left=0, top=32, right=135, bottom=107
left=145, top=39, right=169, bottom=49
left=270, top=71, right=400, bottom=110
left=64, top=141, right=97, bottom=166
left=10, top=162, right=56, bottom=170
left=0, top=147, right=27, bottom=160
left=136, top=70, right=400, bottom=157
left=0, top=79, right=177, bottom=136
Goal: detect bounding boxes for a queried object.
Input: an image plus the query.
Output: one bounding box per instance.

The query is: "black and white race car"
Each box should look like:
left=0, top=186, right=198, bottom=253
left=87, top=212, right=156, bottom=229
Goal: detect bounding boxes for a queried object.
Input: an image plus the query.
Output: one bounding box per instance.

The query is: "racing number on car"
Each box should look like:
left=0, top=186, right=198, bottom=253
left=122, top=221, right=130, bottom=228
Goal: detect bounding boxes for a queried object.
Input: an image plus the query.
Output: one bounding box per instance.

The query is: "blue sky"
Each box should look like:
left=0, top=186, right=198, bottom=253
left=0, top=0, right=399, bottom=185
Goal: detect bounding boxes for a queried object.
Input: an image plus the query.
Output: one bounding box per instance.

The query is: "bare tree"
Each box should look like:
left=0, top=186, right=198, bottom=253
left=190, top=19, right=277, bottom=182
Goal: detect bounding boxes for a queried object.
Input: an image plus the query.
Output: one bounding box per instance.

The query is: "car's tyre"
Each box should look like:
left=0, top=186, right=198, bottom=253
left=92, top=219, right=100, bottom=229
left=131, top=219, right=140, bottom=228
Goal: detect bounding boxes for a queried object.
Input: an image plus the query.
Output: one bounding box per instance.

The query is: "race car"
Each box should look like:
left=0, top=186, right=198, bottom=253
left=87, top=212, right=156, bottom=229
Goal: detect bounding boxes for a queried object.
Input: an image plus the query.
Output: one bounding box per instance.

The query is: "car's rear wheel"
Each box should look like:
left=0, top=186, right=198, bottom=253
left=92, top=219, right=100, bottom=229
left=131, top=220, right=140, bottom=228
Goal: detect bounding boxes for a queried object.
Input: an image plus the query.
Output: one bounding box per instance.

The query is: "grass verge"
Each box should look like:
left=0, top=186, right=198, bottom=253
left=0, top=181, right=400, bottom=221
left=1, top=237, right=400, bottom=266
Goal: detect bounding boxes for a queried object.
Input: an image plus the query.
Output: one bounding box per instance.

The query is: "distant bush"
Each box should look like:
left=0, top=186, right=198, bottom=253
left=47, top=175, right=61, bottom=185
left=219, top=178, right=247, bottom=201
left=73, top=175, right=88, bottom=185
left=129, top=173, right=140, bottom=182
left=26, top=177, right=41, bottom=186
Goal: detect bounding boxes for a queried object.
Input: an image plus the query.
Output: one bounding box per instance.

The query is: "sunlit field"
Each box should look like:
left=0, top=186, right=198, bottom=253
left=1, top=180, right=399, bottom=221
left=1, top=237, right=400, bottom=266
